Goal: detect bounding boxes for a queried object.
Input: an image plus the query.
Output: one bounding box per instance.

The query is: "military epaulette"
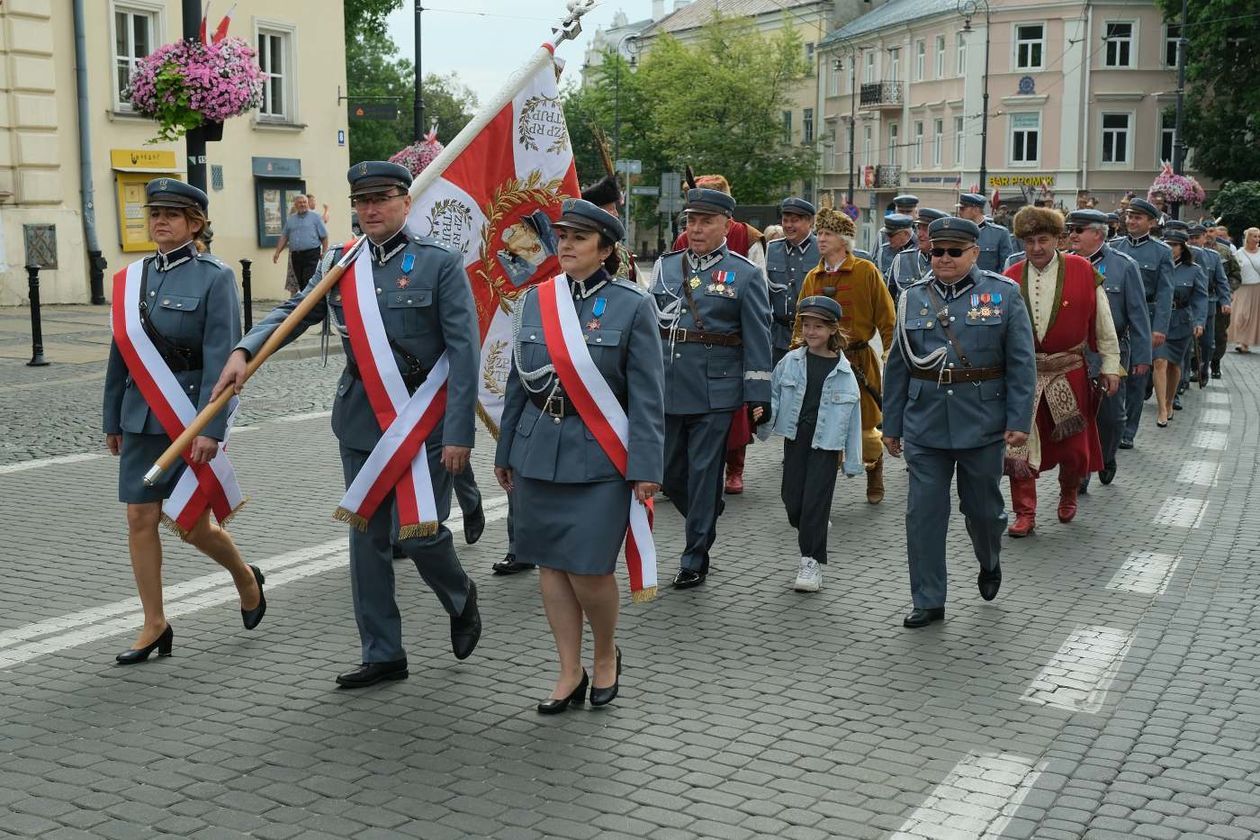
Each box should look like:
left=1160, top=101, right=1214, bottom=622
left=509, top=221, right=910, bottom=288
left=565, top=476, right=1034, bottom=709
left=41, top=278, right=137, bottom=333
left=414, top=235, right=454, bottom=252
left=194, top=253, right=229, bottom=270
left=611, top=277, right=648, bottom=297
left=725, top=250, right=757, bottom=269
left=660, top=247, right=687, bottom=259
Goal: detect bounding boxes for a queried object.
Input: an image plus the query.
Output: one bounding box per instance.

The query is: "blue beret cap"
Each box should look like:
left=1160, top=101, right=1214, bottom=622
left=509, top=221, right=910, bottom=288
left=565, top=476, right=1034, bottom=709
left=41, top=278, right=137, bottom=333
left=553, top=198, right=625, bottom=243
left=882, top=213, right=914, bottom=233
left=685, top=188, right=736, bottom=216
left=958, top=193, right=987, bottom=208
left=797, top=295, right=842, bottom=323
left=1163, top=228, right=1189, bottom=244
left=348, top=160, right=413, bottom=196
left=144, top=178, right=208, bottom=212
left=915, top=208, right=949, bottom=223
left=1066, top=209, right=1109, bottom=226
left=893, top=194, right=920, bottom=208
left=928, top=217, right=981, bottom=242
left=1127, top=198, right=1160, bottom=219
left=780, top=197, right=816, bottom=217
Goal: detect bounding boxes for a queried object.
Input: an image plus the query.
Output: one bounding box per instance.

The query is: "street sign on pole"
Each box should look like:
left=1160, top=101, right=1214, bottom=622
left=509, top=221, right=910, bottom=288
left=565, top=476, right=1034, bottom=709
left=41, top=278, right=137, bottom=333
left=615, top=159, right=642, bottom=175
left=630, top=186, right=659, bottom=196
left=661, top=171, right=681, bottom=200
left=348, top=101, right=401, bottom=121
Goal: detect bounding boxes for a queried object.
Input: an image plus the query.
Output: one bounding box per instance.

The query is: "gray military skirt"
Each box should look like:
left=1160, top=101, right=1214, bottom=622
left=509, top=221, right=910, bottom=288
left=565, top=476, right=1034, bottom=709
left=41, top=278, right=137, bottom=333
left=1156, top=332, right=1192, bottom=364
left=118, top=432, right=188, bottom=504
left=513, top=476, right=630, bottom=575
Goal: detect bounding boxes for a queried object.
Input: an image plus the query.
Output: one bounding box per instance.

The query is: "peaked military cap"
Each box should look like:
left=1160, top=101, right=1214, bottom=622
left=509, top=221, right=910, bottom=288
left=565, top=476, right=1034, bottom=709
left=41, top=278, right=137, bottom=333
left=797, top=295, right=842, bottom=323
left=1163, top=228, right=1189, bottom=244
left=958, top=193, right=987, bottom=208
left=348, top=161, right=413, bottom=197
left=1127, top=197, right=1160, bottom=219
left=928, top=217, right=981, bottom=243
left=144, top=178, right=208, bottom=212
left=915, top=208, right=950, bottom=223
left=553, top=198, right=625, bottom=243
left=1163, top=219, right=1189, bottom=232
left=893, top=194, right=920, bottom=208
left=1066, top=209, right=1109, bottom=226
left=780, top=197, right=816, bottom=217
left=1106, top=212, right=1120, bottom=223
left=1187, top=223, right=1208, bottom=235
left=684, top=188, right=736, bottom=217
left=882, top=213, right=914, bottom=233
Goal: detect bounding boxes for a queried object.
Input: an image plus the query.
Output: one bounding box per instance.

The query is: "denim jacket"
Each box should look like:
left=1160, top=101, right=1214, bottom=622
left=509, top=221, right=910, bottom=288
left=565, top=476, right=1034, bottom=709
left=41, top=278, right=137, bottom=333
left=759, top=347, right=864, bottom=475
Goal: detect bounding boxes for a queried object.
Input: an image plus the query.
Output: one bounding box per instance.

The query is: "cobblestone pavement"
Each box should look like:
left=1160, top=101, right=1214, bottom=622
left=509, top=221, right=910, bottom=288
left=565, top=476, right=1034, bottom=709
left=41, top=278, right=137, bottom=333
left=1, top=339, right=1258, bottom=839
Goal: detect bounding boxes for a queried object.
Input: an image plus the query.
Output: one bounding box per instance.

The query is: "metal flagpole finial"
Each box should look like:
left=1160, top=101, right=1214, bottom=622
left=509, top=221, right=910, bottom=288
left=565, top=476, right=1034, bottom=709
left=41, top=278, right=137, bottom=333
left=554, top=0, right=596, bottom=43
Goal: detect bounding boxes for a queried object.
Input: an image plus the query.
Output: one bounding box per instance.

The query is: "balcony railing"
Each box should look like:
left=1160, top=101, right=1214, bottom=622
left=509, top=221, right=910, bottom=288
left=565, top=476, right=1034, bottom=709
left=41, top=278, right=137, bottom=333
left=874, top=165, right=902, bottom=188
left=859, top=81, right=904, bottom=109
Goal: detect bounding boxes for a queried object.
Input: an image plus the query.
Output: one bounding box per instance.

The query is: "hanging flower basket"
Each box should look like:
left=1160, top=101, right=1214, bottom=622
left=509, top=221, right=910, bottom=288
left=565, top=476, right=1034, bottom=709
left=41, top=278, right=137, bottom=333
left=1149, top=162, right=1206, bottom=207
left=125, top=37, right=264, bottom=143
left=390, top=128, right=446, bottom=177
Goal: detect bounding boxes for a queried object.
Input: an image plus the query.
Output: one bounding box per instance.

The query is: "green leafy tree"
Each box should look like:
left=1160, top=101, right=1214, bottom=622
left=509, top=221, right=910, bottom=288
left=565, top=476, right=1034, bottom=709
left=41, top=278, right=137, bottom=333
left=1157, top=0, right=1260, bottom=181
left=1211, top=181, right=1260, bottom=243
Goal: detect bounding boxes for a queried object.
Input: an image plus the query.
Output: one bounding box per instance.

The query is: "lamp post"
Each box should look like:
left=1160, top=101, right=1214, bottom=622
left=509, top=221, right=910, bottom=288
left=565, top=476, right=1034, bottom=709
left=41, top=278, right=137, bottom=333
left=610, top=32, right=639, bottom=239
left=959, top=0, right=991, bottom=198
left=833, top=44, right=857, bottom=206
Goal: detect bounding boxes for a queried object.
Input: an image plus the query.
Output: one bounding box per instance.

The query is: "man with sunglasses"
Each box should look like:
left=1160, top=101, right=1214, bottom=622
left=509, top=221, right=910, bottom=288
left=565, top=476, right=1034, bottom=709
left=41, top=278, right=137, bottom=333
left=1067, top=209, right=1151, bottom=491
left=882, top=217, right=1036, bottom=628
left=213, top=161, right=483, bottom=688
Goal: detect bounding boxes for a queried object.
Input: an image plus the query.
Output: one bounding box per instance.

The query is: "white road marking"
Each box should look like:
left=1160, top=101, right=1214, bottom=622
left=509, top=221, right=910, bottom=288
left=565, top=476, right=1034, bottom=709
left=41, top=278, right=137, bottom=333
left=0, top=452, right=107, bottom=475
left=1198, top=409, right=1231, bottom=426
left=890, top=751, right=1047, bottom=840
left=1177, top=460, right=1220, bottom=487
left=271, top=410, right=332, bottom=423
left=1205, top=391, right=1229, bottom=405
left=1105, top=551, right=1181, bottom=596
left=1022, top=625, right=1134, bottom=714
left=1191, top=430, right=1228, bottom=451
left=0, top=497, right=509, bottom=670
left=1153, top=496, right=1209, bottom=529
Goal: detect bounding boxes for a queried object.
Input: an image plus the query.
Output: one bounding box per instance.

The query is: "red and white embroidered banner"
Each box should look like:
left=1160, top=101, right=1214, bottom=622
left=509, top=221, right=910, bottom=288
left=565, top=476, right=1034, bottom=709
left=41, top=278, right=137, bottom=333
left=110, top=260, right=245, bottom=535
left=537, top=276, right=657, bottom=600
left=334, top=244, right=450, bottom=539
left=407, top=44, right=580, bottom=434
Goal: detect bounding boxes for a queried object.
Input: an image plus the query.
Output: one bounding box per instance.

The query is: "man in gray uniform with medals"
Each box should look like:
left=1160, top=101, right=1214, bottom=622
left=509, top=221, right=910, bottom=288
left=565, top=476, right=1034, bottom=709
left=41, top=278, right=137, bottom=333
left=766, top=197, right=820, bottom=364
left=652, top=188, right=773, bottom=589
left=882, top=217, right=1036, bottom=628
left=214, top=161, right=482, bottom=687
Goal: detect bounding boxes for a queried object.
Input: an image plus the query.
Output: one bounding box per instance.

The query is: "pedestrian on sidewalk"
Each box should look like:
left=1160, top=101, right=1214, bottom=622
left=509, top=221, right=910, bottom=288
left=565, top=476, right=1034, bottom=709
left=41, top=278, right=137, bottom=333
left=1228, top=228, right=1260, bottom=353
left=104, top=179, right=264, bottom=665
left=273, top=195, right=328, bottom=290
left=757, top=296, right=863, bottom=593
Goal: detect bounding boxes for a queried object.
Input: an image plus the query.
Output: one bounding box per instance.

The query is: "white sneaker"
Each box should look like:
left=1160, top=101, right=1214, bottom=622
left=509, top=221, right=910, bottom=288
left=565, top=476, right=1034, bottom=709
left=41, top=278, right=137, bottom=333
left=793, top=557, right=822, bottom=592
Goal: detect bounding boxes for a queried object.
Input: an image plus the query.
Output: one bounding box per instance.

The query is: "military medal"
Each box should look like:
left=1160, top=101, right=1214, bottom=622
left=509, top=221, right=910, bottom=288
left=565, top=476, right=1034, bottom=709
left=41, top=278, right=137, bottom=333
left=979, top=305, right=992, bottom=317
left=398, top=253, right=415, bottom=288
left=967, top=308, right=981, bottom=319
left=593, top=297, right=607, bottom=318
left=991, top=292, right=1002, bottom=304
left=970, top=294, right=980, bottom=308
left=689, top=276, right=701, bottom=289
left=992, top=307, right=1002, bottom=316
left=586, top=319, right=601, bottom=331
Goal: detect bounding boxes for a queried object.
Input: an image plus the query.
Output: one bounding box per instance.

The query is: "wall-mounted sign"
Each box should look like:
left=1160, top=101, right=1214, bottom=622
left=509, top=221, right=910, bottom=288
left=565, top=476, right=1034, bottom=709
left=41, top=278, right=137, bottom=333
left=988, top=175, right=1056, bottom=187
left=111, top=148, right=181, bottom=251
left=251, top=156, right=303, bottom=178
left=348, top=101, right=400, bottom=121
left=1018, top=76, right=1036, bottom=95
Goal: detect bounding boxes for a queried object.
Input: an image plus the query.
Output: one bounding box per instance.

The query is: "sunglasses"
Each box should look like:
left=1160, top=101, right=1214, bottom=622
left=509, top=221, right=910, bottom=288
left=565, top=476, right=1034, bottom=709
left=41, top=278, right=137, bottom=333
left=930, top=246, right=972, bottom=258
left=1067, top=225, right=1092, bottom=234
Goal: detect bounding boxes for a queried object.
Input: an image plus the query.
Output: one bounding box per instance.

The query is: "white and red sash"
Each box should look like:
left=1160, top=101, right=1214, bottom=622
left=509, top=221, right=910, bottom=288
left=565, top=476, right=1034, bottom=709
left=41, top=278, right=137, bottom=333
left=334, top=244, right=451, bottom=539
left=110, top=259, right=245, bottom=535
left=536, top=276, right=658, bottom=602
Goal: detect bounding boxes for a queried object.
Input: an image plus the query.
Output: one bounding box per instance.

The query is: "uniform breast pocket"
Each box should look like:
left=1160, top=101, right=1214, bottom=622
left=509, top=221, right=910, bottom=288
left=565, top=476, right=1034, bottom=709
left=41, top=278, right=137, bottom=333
left=386, top=289, right=433, bottom=335
left=155, top=294, right=203, bottom=342
left=583, top=328, right=623, bottom=368
left=964, top=315, right=1004, bottom=348
left=1104, top=283, right=1123, bottom=297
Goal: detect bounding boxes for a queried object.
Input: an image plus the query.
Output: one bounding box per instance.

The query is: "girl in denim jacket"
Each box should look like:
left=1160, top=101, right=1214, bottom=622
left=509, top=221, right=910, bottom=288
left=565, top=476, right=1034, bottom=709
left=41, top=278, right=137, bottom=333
left=755, top=296, right=864, bottom=592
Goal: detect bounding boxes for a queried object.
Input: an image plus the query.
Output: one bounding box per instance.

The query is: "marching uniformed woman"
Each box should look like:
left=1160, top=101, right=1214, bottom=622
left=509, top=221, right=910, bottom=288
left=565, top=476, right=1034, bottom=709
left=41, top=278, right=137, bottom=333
left=103, top=179, right=264, bottom=664
left=495, top=200, right=665, bottom=713
left=1153, top=229, right=1208, bottom=427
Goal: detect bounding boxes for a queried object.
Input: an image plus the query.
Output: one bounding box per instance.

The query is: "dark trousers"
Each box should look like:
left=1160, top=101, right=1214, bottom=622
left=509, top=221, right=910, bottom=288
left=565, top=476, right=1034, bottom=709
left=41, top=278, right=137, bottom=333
left=1213, top=310, right=1232, bottom=367
left=781, top=423, right=839, bottom=563
left=663, top=410, right=733, bottom=572
left=291, top=247, right=322, bottom=286
left=452, top=465, right=481, bottom=517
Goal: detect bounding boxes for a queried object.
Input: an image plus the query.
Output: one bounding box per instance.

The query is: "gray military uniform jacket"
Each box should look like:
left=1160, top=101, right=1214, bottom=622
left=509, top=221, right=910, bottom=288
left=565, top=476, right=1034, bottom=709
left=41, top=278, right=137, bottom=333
left=1168, top=260, right=1210, bottom=340
left=651, top=243, right=773, bottom=414
left=495, top=272, right=665, bottom=484
left=236, top=228, right=479, bottom=452
left=104, top=245, right=241, bottom=441
left=1193, top=245, right=1232, bottom=306
left=976, top=221, right=1016, bottom=274
left=883, top=267, right=1037, bottom=449
left=1110, top=234, right=1175, bottom=336
left=1090, top=244, right=1153, bottom=370
left=765, top=234, right=820, bottom=352
left=888, top=248, right=930, bottom=302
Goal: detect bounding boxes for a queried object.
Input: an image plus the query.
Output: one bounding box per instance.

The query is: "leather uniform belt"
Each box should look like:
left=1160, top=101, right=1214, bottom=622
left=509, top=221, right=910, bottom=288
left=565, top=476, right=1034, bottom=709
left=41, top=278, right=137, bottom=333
left=529, top=390, right=578, bottom=419
left=345, top=358, right=429, bottom=393
left=160, top=345, right=202, bottom=372
left=773, top=315, right=794, bottom=326
left=659, top=327, right=743, bottom=347
left=909, top=365, right=1003, bottom=384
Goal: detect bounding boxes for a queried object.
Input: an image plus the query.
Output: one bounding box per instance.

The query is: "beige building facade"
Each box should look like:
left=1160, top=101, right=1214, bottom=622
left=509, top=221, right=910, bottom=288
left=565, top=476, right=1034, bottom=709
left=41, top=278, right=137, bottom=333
left=0, top=0, right=350, bottom=305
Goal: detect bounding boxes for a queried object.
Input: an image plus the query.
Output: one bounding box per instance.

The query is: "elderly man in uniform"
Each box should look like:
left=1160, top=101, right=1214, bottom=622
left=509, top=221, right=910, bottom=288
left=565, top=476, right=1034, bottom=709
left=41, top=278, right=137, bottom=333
left=1111, top=197, right=1173, bottom=448
left=1187, top=223, right=1232, bottom=384
left=654, top=188, right=772, bottom=589
left=888, top=208, right=948, bottom=301
left=1002, top=207, right=1122, bottom=536
left=1067, top=209, right=1151, bottom=491
left=957, top=193, right=1017, bottom=274
left=766, top=197, right=820, bottom=365
left=214, top=161, right=482, bottom=687
left=883, top=217, right=1036, bottom=628
left=875, top=214, right=916, bottom=278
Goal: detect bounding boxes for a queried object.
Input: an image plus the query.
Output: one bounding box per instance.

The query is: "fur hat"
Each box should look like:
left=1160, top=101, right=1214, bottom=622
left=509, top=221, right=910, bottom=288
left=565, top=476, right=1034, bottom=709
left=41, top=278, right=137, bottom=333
left=1012, top=205, right=1065, bottom=239
left=580, top=174, right=622, bottom=208
left=695, top=174, right=731, bottom=195
left=814, top=206, right=855, bottom=237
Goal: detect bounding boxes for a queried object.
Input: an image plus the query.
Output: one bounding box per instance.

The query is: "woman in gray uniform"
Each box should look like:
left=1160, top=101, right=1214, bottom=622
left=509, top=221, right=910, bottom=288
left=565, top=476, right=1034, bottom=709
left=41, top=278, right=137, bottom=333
left=103, top=179, right=264, bottom=664
left=494, top=200, right=665, bottom=713
left=1153, top=229, right=1208, bottom=427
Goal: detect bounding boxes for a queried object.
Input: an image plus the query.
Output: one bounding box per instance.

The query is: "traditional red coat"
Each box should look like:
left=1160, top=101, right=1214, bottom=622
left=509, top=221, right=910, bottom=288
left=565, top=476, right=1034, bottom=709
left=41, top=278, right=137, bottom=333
left=1004, top=253, right=1103, bottom=476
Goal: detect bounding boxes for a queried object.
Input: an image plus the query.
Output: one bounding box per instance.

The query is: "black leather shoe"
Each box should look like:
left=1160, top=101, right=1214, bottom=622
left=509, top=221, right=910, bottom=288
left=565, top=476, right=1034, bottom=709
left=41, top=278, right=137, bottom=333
left=241, top=565, right=266, bottom=630
left=1099, top=462, right=1117, bottom=485
left=336, top=659, right=408, bottom=688
left=903, top=607, right=945, bottom=628
left=1211, top=368, right=1222, bottom=379
left=451, top=582, right=481, bottom=660
left=1118, top=439, right=1134, bottom=450
left=116, top=625, right=173, bottom=664
left=537, top=670, right=588, bottom=714
left=463, top=503, right=485, bottom=545
left=978, top=566, right=1002, bottom=601
left=672, top=569, right=706, bottom=589
left=590, top=647, right=622, bottom=707
left=1173, top=396, right=1184, bottom=410
left=492, top=553, right=536, bottom=575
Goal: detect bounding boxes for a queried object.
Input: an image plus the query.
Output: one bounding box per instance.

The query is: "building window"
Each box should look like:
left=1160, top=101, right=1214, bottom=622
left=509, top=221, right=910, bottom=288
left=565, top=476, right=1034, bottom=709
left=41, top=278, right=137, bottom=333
left=1010, top=112, right=1041, bottom=165
left=782, top=110, right=793, bottom=144
left=935, top=35, right=945, bottom=77
left=1104, top=22, right=1135, bottom=68
left=863, top=125, right=873, bottom=168
left=914, top=40, right=925, bottom=81
left=803, top=108, right=815, bottom=144
left=954, top=115, right=965, bottom=164
left=1160, top=110, right=1176, bottom=164
left=864, top=50, right=876, bottom=84
left=256, top=26, right=293, bottom=120
left=805, top=42, right=815, bottom=65
left=932, top=118, right=944, bottom=167
left=1101, top=113, right=1130, bottom=164
left=112, top=4, right=160, bottom=110
left=1164, top=24, right=1181, bottom=68
left=888, top=48, right=900, bottom=83
left=1015, top=24, right=1045, bottom=70
left=828, top=58, right=841, bottom=97
left=887, top=123, right=899, bottom=165
left=956, top=32, right=967, bottom=75
left=912, top=120, right=924, bottom=167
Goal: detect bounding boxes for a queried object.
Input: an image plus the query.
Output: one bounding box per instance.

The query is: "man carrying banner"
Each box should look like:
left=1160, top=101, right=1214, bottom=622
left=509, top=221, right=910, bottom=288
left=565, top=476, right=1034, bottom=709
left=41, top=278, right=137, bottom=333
left=213, top=161, right=482, bottom=688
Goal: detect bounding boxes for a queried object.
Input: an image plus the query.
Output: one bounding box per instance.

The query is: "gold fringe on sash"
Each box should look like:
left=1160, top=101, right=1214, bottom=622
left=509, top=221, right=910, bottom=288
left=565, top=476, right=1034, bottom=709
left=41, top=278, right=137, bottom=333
left=163, top=497, right=249, bottom=541
left=476, top=402, right=501, bottom=442
left=397, top=521, right=439, bottom=540
left=631, top=585, right=658, bottom=604
left=333, top=506, right=370, bottom=532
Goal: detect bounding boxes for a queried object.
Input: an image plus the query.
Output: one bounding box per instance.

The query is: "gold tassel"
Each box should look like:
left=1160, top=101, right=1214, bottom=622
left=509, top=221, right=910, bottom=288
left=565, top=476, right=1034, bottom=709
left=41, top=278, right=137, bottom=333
left=630, top=586, right=658, bottom=604
left=333, top=506, right=370, bottom=532
left=398, top=521, right=439, bottom=540
left=217, top=497, right=249, bottom=529
left=159, top=513, right=191, bottom=540
left=476, top=402, right=501, bottom=442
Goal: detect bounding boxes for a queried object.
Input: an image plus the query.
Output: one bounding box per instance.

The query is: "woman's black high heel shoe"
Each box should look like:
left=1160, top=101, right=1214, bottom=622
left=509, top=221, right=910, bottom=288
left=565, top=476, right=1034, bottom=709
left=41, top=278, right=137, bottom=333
left=537, top=670, right=588, bottom=714
left=241, top=565, right=266, bottom=630
left=115, top=625, right=173, bottom=665
left=590, top=647, right=622, bottom=707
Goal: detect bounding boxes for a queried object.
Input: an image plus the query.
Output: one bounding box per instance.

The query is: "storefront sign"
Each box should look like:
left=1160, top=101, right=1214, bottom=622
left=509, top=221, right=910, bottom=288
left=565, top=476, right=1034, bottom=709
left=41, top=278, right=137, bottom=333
left=988, top=175, right=1056, bottom=188
left=111, top=149, right=181, bottom=252
left=252, top=157, right=303, bottom=178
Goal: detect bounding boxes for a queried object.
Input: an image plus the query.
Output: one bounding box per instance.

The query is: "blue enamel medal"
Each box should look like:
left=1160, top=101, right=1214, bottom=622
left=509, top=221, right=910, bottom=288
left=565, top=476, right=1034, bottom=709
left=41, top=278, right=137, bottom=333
left=401, top=253, right=415, bottom=274
left=593, top=297, right=607, bottom=318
